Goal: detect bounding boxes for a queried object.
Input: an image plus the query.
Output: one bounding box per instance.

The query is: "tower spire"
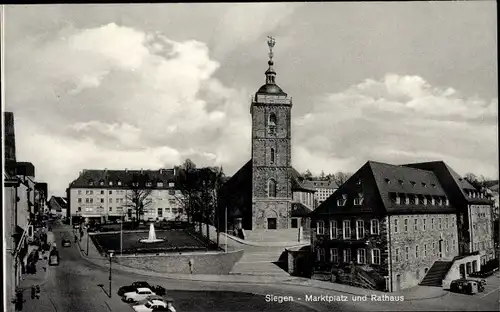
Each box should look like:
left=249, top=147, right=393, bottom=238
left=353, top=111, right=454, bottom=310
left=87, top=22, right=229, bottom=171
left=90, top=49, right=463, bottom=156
left=265, top=36, right=277, bottom=85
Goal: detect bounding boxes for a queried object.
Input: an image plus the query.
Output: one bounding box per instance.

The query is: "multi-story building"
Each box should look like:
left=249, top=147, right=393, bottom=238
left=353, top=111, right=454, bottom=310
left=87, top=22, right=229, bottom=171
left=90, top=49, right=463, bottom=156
left=67, top=168, right=185, bottom=224
left=310, top=161, right=493, bottom=292
left=48, top=196, right=68, bottom=218
left=303, top=180, right=338, bottom=207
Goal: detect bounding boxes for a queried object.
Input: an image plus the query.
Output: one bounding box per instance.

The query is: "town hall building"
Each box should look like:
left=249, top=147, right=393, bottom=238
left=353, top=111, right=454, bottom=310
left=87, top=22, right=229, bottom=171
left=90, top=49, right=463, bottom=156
left=218, top=38, right=315, bottom=236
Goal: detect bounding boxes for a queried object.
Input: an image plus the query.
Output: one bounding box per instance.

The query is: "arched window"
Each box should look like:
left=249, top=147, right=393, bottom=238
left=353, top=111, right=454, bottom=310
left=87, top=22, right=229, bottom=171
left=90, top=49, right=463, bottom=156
left=270, top=148, right=275, bottom=163
left=268, top=179, right=277, bottom=197
left=268, top=113, right=277, bottom=135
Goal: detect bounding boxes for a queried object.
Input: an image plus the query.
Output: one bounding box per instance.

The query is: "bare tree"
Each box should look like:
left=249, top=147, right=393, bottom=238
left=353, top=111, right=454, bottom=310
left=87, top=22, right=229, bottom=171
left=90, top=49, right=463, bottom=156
left=176, top=159, right=200, bottom=225
left=303, top=169, right=313, bottom=180
left=464, top=172, right=490, bottom=190
left=331, top=171, right=352, bottom=187
left=124, top=173, right=153, bottom=228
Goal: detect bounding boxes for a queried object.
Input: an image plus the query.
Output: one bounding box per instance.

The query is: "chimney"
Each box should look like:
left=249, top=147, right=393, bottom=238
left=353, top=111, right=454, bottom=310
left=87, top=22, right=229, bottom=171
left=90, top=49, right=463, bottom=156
left=125, top=168, right=128, bottom=173
left=141, top=168, right=143, bottom=174
left=173, top=166, right=178, bottom=177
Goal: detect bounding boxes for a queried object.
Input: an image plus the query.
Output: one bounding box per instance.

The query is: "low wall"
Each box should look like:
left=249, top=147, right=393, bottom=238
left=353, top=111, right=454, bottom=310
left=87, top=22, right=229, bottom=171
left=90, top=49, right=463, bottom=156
left=442, top=254, right=481, bottom=289
left=113, top=249, right=244, bottom=275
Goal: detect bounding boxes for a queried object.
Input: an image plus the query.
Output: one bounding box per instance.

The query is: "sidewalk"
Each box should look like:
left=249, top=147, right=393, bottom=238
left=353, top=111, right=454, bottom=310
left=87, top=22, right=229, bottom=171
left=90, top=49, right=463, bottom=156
left=76, top=230, right=447, bottom=301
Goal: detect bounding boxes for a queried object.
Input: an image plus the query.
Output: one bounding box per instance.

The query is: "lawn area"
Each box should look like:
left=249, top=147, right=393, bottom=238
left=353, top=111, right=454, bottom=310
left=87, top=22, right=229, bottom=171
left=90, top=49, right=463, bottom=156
left=91, top=229, right=215, bottom=255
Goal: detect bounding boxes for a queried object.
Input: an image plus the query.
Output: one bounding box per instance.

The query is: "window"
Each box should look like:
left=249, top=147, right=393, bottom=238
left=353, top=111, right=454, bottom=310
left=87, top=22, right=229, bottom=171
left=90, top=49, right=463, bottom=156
left=385, top=178, right=391, bottom=184
left=410, top=181, right=416, bottom=187
left=116, top=198, right=120, bottom=203
left=371, top=219, right=379, bottom=235
left=90, top=190, right=93, bottom=195
left=356, top=220, right=365, bottom=239
left=343, top=220, right=351, bottom=239
left=90, top=198, right=93, bottom=203
left=357, top=248, right=366, bottom=264
left=109, top=207, right=113, bottom=212
left=270, top=148, right=275, bottom=163
left=78, top=190, right=82, bottom=195
left=78, top=207, right=82, bottom=212
left=421, top=182, right=427, bottom=187
left=99, top=180, right=104, bottom=186
left=423, top=219, right=426, bottom=231
left=158, top=208, right=163, bottom=217
left=101, top=190, right=104, bottom=195
left=117, top=181, right=122, bottom=186
left=414, top=219, right=418, bottom=231
left=372, top=249, right=381, bottom=265
left=330, top=248, right=338, bottom=263
left=85, top=198, right=90, bottom=203
left=424, top=244, right=427, bottom=257
left=415, top=196, right=419, bottom=205
left=86, top=190, right=90, bottom=195
left=431, top=197, right=436, bottom=205
left=446, top=217, right=449, bottom=228
left=268, top=179, right=277, bottom=197
left=109, top=198, right=112, bottom=203
left=268, top=113, right=277, bottom=135
left=343, top=249, right=351, bottom=263
left=395, top=248, right=400, bottom=262
left=317, top=248, right=325, bottom=262
left=109, top=190, right=112, bottom=195
left=337, top=194, right=347, bottom=206
left=404, top=219, right=408, bottom=232
left=109, top=181, right=113, bottom=186
left=354, top=193, right=363, bottom=205
left=78, top=198, right=82, bottom=203
left=394, top=219, right=398, bottom=233
left=395, top=195, right=401, bottom=204
left=431, top=218, right=435, bottom=230
left=432, top=242, right=436, bottom=252
left=398, top=179, right=404, bottom=185
left=405, top=196, right=410, bottom=205
left=415, top=245, right=419, bottom=258
left=446, top=198, right=449, bottom=206
left=405, top=247, right=409, bottom=260
left=100, top=198, right=104, bottom=203
left=330, top=220, right=338, bottom=239
left=438, top=218, right=442, bottom=230
left=317, top=220, right=325, bottom=235
left=423, top=197, right=428, bottom=205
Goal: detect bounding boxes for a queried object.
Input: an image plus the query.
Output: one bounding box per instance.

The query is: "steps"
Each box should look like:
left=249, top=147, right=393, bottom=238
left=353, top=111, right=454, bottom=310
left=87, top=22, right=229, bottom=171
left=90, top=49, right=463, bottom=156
left=230, top=250, right=289, bottom=276
left=419, top=261, right=452, bottom=287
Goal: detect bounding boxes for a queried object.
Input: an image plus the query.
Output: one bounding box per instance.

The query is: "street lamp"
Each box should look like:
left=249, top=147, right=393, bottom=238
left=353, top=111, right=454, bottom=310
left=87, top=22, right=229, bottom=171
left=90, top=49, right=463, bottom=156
left=108, top=250, right=114, bottom=298
left=86, top=228, right=90, bottom=256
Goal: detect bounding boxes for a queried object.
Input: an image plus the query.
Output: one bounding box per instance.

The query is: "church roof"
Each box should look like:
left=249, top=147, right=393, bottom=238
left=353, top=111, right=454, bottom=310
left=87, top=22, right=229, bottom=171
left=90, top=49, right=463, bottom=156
left=256, top=83, right=287, bottom=96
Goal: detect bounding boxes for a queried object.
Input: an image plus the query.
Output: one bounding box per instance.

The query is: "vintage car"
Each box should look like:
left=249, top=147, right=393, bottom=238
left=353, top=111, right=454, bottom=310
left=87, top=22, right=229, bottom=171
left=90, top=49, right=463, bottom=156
left=118, top=281, right=151, bottom=296
left=48, top=252, right=59, bottom=266
left=450, top=279, right=482, bottom=294
left=133, top=299, right=167, bottom=312
left=62, top=239, right=71, bottom=247
left=123, top=288, right=156, bottom=303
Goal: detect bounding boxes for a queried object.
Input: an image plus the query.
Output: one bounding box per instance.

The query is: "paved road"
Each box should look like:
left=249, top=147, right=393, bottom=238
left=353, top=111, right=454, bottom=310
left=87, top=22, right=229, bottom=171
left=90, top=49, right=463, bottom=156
left=30, top=221, right=498, bottom=312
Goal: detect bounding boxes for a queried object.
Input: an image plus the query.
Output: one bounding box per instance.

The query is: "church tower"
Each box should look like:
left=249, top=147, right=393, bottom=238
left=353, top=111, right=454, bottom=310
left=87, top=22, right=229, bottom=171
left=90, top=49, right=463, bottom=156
left=250, top=37, right=293, bottom=230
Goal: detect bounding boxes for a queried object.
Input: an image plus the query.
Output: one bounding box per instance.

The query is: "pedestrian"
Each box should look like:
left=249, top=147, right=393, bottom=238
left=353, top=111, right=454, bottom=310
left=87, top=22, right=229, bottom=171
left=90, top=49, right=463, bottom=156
left=35, top=285, right=40, bottom=300
left=31, top=286, right=36, bottom=299
left=188, top=258, right=194, bottom=274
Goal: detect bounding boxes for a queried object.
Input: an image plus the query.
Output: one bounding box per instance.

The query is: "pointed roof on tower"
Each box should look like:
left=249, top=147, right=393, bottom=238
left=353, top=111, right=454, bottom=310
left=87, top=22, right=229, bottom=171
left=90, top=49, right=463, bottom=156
left=256, top=36, right=287, bottom=97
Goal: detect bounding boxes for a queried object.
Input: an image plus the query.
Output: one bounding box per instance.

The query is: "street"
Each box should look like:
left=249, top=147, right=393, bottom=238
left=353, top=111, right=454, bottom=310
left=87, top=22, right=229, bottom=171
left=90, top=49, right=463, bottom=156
left=22, top=220, right=499, bottom=312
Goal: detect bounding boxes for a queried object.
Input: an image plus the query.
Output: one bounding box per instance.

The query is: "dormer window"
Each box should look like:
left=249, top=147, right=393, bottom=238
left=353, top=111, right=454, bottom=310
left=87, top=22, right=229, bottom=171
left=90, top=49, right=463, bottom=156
left=354, top=193, right=363, bottom=205
left=398, top=180, right=404, bottom=185
left=410, top=181, right=416, bottom=187
left=445, top=198, right=449, bottom=206
left=117, top=181, right=122, bottom=186
left=395, top=195, right=401, bottom=204
left=268, top=113, right=277, bottom=135
left=109, top=181, right=113, bottom=186
left=337, top=194, right=347, bottom=206
left=385, top=178, right=391, bottom=184
left=431, top=183, right=436, bottom=188
left=405, top=196, right=410, bottom=205
left=146, top=181, right=152, bottom=187
left=431, top=197, right=436, bottom=205
left=415, top=196, right=419, bottom=205
left=99, top=180, right=104, bottom=186
left=421, top=182, right=427, bottom=187
left=423, top=197, right=428, bottom=205
left=157, top=182, right=164, bottom=187
left=89, top=180, right=94, bottom=186
left=356, top=180, right=362, bottom=186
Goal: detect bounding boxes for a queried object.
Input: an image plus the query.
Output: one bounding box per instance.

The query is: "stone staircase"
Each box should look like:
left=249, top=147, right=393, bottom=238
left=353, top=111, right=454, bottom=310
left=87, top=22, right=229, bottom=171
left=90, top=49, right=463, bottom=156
left=243, top=229, right=305, bottom=243
left=419, top=261, right=453, bottom=287
left=230, top=249, right=289, bottom=276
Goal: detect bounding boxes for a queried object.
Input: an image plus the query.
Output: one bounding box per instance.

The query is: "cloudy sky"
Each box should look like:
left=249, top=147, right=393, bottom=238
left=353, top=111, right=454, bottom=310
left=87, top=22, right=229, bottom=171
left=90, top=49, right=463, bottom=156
left=4, top=2, right=498, bottom=196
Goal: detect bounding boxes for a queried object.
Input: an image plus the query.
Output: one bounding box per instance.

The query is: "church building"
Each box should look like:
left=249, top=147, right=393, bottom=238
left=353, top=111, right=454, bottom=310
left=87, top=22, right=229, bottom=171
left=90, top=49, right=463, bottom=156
left=218, top=38, right=315, bottom=236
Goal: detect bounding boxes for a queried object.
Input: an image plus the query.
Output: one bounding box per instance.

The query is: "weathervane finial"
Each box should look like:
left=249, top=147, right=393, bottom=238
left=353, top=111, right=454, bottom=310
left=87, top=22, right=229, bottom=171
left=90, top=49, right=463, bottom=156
left=267, top=36, right=276, bottom=60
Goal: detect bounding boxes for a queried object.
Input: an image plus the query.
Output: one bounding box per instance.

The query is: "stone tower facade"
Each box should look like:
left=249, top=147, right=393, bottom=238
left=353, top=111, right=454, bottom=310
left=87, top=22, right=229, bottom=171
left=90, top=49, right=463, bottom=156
left=250, top=38, right=293, bottom=230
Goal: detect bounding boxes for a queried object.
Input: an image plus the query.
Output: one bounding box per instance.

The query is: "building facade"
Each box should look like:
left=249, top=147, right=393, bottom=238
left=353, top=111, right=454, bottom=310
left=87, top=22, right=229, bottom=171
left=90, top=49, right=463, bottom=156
left=310, top=161, right=475, bottom=292
left=303, top=180, right=338, bottom=207
left=67, top=168, right=186, bottom=223
left=219, top=39, right=315, bottom=236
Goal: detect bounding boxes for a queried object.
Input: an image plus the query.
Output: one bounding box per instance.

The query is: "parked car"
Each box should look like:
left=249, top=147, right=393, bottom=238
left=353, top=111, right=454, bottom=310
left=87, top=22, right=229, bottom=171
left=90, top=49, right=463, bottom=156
left=150, top=285, right=166, bottom=296
left=123, top=288, right=156, bottom=303
left=62, top=239, right=71, bottom=247
left=73, top=223, right=80, bottom=229
left=118, top=281, right=151, bottom=296
left=135, top=295, right=167, bottom=306
left=450, top=279, right=481, bottom=294
left=48, top=253, right=59, bottom=266
left=133, top=299, right=167, bottom=312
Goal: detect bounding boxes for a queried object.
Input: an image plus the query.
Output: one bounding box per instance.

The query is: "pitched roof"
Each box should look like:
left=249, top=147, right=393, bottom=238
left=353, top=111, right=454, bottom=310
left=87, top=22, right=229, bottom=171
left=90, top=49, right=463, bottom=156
left=69, top=169, right=176, bottom=188
left=290, top=168, right=316, bottom=192
left=303, top=180, right=338, bottom=189
left=54, top=197, right=68, bottom=208
left=291, top=202, right=312, bottom=217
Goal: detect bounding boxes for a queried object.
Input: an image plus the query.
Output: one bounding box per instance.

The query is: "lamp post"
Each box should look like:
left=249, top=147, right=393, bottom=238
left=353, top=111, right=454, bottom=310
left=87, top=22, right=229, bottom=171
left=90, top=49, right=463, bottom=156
left=86, top=227, right=90, bottom=256
left=120, top=212, right=124, bottom=256
left=225, top=206, right=227, bottom=253
left=108, top=250, right=114, bottom=298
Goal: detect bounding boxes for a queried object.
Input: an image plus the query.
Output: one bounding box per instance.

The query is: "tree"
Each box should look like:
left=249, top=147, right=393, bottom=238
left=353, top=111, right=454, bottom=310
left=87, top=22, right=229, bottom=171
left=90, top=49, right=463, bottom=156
left=303, top=169, right=313, bottom=180
left=175, top=159, right=200, bottom=225
left=124, top=173, right=153, bottom=228
left=320, top=170, right=325, bottom=180
left=331, top=172, right=352, bottom=187
left=464, top=172, right=489, bottom=190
